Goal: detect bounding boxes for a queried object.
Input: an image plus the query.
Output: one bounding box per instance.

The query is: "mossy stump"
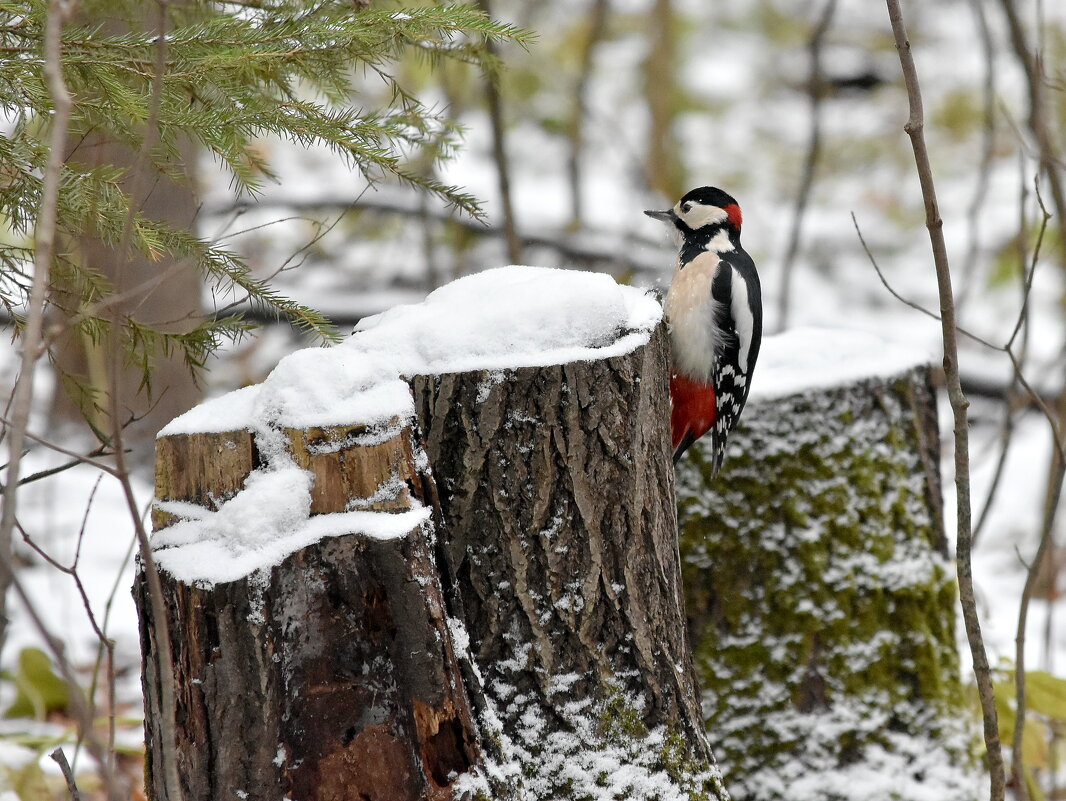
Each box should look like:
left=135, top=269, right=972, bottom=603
left=676, top=363, right=977, bottom=801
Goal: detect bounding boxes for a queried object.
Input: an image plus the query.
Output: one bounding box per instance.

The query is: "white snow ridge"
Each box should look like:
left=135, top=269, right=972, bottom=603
left=153, top=266, right=662, bottom=586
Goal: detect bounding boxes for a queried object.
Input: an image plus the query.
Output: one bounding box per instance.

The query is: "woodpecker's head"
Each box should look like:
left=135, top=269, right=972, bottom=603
left=645, top=186, right=743, bottom=252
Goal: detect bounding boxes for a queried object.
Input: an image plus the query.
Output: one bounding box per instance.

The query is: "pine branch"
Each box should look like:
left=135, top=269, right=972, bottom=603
left=0, top=0, right=528, bottom=413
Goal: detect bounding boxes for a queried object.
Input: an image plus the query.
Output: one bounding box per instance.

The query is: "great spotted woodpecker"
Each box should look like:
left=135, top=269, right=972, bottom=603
left=645, top=186, right=763, bottom=474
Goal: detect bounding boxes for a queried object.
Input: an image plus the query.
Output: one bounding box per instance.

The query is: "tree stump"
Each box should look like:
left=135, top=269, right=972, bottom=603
left=675, top=330, right=977, bottom=801
left=139, top=423, right=480, bottom=801
left=411, top=322, right=726, bottom=800
left=137, top=304, right=723, bottom=799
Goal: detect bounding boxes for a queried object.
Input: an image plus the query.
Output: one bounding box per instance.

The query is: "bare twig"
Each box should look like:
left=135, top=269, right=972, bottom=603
left=16, top=480, right=118, bottom=785
left=476, top=0, right=521, bottom=264
left=855, top=206, right=1061, bottom=445
left=0, top=415, right=121, bottom=476
left=566, top=0, right=609, bottom=226
left=1009, top=176, right=1057, bottom=801
left=0, top=560, right=126, bottom=797
left=884, top=4, right=1004, bottom=801
left=1005, top=176, right=1049, bottom=353
left=971, top=380, right=1019, bottom=546
left=10, top=443, right=112, bottom=488
left=0, top=0, right=78, bottom=661
left=957, top=0, right=998, bottom=310
left=1013, top=458, right=1064, bottom=801
left=974, top=175, right=1049, bottom=545
left=851, top=213, right=1001, bottom=351
left=996, top=22, right=1066, bottom=789
left=109, top=4, right=184, bottom=800
left=777, top=0, right=836, bottom=331
left=995, top=0, right=1066, bottom=267
left=49, top=747, right=84, bottom=801
left=205, top=193, right=661, bottom=276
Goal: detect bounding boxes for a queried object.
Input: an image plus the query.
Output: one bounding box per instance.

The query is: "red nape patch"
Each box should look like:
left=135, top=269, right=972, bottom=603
left=670, top=373, right=717, bottom=450
left=725, top=203, right=743, bottom=229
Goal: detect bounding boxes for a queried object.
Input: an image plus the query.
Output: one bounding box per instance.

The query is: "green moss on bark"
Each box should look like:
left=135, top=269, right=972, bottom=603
left=677, top=367, right=977, bottom=801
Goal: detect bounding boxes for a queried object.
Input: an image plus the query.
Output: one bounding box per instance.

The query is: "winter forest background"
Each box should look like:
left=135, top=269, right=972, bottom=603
left=2, top=0, right=1066, bottom=798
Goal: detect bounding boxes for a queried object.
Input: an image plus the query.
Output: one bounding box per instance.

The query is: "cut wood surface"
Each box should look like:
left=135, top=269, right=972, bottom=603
left=139, top=423, right=479, bottom=801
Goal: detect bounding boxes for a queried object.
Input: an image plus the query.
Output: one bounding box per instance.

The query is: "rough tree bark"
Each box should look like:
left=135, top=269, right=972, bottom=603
left=411, top=323, right=724, bottom=799
left=139, top=423, right=480, bottom=801
left=676, top=359, right=977, bottom=801
left=139, top=322, right=724, bottom=800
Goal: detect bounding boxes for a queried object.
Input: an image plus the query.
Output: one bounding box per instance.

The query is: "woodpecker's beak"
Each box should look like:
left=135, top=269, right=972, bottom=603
left=644, top=209, right=678, bottom=224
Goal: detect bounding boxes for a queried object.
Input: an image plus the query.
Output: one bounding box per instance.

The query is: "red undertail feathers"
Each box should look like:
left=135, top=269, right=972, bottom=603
left=670, top=372, right=717, bottom=464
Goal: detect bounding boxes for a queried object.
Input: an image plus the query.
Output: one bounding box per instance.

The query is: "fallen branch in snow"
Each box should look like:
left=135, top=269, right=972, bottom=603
left=884, top=3, right=1005, bottom=801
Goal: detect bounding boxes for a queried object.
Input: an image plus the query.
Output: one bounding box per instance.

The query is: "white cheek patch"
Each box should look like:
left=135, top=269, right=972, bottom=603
left=675, top=201, right=728, bottom=229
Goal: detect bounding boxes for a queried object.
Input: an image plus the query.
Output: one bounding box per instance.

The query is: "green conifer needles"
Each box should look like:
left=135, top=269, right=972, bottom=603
left=0, top=1, right=528, bottom=390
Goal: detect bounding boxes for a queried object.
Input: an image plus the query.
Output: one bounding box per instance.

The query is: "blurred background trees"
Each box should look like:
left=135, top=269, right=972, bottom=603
left=3, top=0, right=1066, bottom=797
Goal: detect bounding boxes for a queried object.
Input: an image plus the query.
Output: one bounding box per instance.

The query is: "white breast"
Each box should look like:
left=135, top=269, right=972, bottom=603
left=664, top=251, right=725, bottom=383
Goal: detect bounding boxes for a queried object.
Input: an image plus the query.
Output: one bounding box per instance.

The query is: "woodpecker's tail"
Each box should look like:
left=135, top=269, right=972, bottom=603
left=709, top=431, right=727, bottom=477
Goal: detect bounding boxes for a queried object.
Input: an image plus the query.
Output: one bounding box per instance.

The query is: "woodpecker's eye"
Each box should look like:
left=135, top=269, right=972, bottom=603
left=681, top=202, right=692, bottom=214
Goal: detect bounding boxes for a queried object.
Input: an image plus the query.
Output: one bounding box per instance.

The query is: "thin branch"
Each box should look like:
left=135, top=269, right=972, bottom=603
left=566, top=0, right=609, bottom=227
left=1013, top=458, right=1064, bottom=801
left=1006, top=348, right=1064, bottom=449
left=777, top=0, right=836, bottom=331
left=49, top=748, right=83, bottom=801
left=974, top=174, right=1049, bottom=546
left=107, top=4, right=184, bottom=800
left=851, top=213, right=1001, bottom=351
left=957, top=0, right=998, bottom=310
left=12, top=444, right=112, bottom=487
left=971, top=381, right=1019, bottom=546
left=883, top=4, right=1004, bottom=801
left=0, top=0, right=77, bottom=660
left=204, top=194, right=663, bottom=279
left=995, top=0, right=1066, bottom=267
left=476, top=0, right=521, bottom=264
left=1005, top=176, right=1050, bottom=352
left=272, top=185, right=372, bottom=276
left=0, top=560, right=125, bottom=797
left=0, top=416, right=121, bottom=476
